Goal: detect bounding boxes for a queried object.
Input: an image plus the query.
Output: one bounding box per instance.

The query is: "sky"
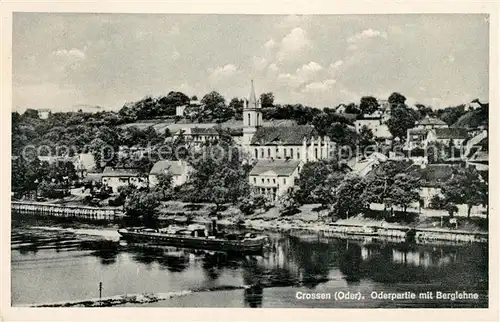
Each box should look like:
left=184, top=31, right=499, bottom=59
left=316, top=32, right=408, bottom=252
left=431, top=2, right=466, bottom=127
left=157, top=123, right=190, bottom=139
left=12, top=13, right=489, bottom=112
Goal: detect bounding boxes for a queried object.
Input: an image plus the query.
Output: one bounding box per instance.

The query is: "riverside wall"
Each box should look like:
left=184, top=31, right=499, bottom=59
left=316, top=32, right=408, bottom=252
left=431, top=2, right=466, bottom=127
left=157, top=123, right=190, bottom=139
left=11, top=201, right=124, bottom=221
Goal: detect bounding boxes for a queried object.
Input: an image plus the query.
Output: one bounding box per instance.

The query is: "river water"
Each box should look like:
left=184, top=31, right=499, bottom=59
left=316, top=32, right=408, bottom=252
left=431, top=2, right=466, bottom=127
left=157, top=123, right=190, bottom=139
left=11, top=218, right=488, bottom=308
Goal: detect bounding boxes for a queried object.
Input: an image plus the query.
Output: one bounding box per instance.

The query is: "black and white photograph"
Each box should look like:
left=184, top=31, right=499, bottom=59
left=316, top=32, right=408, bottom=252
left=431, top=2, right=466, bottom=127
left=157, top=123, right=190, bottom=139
left=4, top=4, right=496, bottom=317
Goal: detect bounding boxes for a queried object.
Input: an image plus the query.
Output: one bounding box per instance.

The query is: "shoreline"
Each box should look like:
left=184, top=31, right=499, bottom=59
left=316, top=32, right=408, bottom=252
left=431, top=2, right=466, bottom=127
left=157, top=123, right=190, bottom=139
left=11, top=201, right=488, bottom=244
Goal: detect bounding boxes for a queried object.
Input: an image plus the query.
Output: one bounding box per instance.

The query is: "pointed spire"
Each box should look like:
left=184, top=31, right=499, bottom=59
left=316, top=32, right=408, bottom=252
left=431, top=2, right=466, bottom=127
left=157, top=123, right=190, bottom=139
left=248, top=80, right=258, bottom=109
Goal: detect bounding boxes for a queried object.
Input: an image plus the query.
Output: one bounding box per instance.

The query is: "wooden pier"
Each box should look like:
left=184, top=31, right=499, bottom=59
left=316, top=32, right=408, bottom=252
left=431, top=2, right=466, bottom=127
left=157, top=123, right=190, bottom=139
left=11, top=201, right=124, bottom=222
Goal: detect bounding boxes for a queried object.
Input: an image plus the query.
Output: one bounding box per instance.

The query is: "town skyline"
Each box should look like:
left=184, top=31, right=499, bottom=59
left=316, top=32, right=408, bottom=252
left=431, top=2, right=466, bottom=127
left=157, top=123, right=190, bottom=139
left=13, top=13, right=489, bottom=113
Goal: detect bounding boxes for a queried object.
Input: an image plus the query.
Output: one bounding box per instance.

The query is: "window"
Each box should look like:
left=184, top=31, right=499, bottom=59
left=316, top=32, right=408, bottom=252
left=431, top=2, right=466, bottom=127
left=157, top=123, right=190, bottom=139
left=268, top=148, right=271, bottom=158
left=247, top=113, right=251, bottom=126
left=290, top=148, right=293, bottom=157
left=261, top=149, right=264, bottom=158
left=261, top=178, right=264, bottom=184
left=284, top=149, right=287, bottom=158
left=267, top=178, right=270, bottom=183
left=255, top=149, right=258, bottom=159
left=315, top=148, right=318, bottom=159
left=297, top=151, right=300, bottom=159
left=273, top=179, right=276, bottom=184
left=253, top=177, right=256, bottom=183
left=283, top=178, right=287, bottom=184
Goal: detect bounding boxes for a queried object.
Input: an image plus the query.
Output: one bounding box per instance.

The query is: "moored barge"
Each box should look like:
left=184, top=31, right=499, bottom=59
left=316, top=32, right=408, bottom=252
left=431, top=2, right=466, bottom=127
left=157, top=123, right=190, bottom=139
left=118, top=224, right=268, bottom=253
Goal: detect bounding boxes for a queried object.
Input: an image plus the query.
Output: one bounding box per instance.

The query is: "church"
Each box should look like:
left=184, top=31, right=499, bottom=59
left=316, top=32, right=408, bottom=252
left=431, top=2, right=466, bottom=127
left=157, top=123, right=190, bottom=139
left=242, top=80, right=336, bottom=201
left=242, top=80, right=335, bottom=163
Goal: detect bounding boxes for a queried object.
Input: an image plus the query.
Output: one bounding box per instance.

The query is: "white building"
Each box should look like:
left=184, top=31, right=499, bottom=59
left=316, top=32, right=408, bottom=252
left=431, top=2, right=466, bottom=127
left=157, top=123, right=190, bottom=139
left=149, top=160, right=191, bottom=187
left=414, top=116, right=448, bottom=130
left=248, top=159, right=303, bottom=201
left=101, top=167, right=148, bottom=193
left=38, top=109, right=51, bottom=120
left=354, top=114, right=392, bottom=142
left=176, top=105, right=187, bottom=117
left=425, top=128, right=468, bottom=148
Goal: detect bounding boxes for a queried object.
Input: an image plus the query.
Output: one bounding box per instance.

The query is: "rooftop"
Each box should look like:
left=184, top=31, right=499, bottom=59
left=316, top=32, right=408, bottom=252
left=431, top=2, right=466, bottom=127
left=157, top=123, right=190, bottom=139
left=249, top=159, right=301, bottom=177
left=150, top=160, right=188, bottom=176
left=251, top=125, right=318, bottom=145
left=416, top=117, right=447, bottom=126
left=102, top=167, right=142, bottom=177
left=432, top=127, right=468, bottom=139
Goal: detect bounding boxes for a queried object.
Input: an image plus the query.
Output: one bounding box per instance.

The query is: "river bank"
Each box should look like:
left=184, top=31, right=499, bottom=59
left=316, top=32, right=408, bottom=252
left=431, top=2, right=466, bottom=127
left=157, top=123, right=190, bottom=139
left=11, top=200, right=488, bottom=244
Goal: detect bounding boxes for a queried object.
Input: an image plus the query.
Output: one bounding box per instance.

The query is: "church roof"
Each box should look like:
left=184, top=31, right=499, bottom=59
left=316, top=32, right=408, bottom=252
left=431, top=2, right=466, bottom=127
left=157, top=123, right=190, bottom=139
left=249, top=159, right=301, bottom=177
left=250, top=125, right=318, bottom=145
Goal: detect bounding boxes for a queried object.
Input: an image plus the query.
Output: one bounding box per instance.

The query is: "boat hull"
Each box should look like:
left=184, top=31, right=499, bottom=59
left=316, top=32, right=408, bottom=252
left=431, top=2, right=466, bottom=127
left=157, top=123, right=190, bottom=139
left=118, top=230, right=265, bottom=253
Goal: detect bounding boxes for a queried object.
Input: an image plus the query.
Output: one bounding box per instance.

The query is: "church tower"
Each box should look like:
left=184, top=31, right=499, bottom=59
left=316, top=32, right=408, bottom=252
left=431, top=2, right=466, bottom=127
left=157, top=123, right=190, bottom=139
left=242, top=80, right=262, bottom=147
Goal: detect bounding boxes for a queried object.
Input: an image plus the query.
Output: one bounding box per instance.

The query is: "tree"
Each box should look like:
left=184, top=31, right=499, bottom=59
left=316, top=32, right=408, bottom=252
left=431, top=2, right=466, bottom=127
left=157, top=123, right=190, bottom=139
left=228, top=97, right=244, bottom=120
left=312, top=112, right=352, bottom=136
left=359, top=96, right=379, bottom=115
left=429, top=195, right=458, bottom=218
left=124, top=191, right=161, bottom=228
left=260, top=92, right=274, bottom=108
left=294, top=159, right=344, bottom=205
left=436, top=104, right=467, bottom=126
left=186, top=137, right=250, bottom=212
left=387, top=173, right=421, bottom=214
left=386, top=106, right=419, bottom=140
left=358, top=125, right=375, bottom=155
left=23, top=109, right=39, bottom=118
left=200, top=91, right=233, bottom=122
left=332, top=175, right=367, bottom=219
left=326, top=123, right=359, bottom=151
left=154, top=172, right=174, bottom=200
left=388, top=92, right=407, bottom=108
left=441, top=167, right=488, bottom=218
left=362, top=160, right=415, bottom=213
left=415, top=104, right=435, bottom=119
left=344, top=103, right=361, bottom=115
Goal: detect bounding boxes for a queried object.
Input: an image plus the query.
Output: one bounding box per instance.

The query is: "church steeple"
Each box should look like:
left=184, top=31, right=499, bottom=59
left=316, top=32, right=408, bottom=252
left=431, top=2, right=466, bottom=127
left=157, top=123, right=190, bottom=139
left=242, top=80, right=262, bottom=147
left=248, top=80, right=258, bottom=109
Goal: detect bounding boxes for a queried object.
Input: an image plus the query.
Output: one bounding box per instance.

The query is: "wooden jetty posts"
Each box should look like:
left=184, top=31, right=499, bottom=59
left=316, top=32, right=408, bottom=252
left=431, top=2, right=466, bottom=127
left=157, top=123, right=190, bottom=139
left=11, top=201, right=124, bottom=222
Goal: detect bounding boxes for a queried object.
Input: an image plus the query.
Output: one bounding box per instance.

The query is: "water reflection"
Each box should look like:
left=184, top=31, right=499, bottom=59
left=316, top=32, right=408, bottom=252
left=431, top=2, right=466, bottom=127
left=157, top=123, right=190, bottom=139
left=244, top=284, right=263, bottom=308
left=339, top=242, right=362, bottom=284
left=12, top=226, right=488, bottom=308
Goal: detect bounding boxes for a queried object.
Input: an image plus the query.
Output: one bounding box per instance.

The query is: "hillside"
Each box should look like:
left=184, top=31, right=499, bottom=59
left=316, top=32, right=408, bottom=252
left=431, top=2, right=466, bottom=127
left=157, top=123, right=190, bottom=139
left=451, top=106, right=488, bottom=128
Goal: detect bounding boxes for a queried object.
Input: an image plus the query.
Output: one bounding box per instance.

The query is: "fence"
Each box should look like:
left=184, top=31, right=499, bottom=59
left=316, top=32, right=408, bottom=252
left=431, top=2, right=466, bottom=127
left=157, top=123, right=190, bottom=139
left=11, top=201, right=124, bottom=222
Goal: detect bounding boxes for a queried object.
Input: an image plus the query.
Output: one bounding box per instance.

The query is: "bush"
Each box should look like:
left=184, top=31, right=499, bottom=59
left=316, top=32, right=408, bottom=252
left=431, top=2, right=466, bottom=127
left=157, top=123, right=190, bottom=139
left=109, top=196, right=125, bottom=207
left=238, top=195, right=273, bottom=216
left=38, top=182, right=69, bottom=199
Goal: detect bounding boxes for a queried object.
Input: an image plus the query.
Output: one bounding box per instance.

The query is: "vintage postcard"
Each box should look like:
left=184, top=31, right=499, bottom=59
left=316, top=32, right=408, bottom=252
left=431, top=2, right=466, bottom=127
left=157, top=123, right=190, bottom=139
left=1, top=1, right=498, bottom=321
